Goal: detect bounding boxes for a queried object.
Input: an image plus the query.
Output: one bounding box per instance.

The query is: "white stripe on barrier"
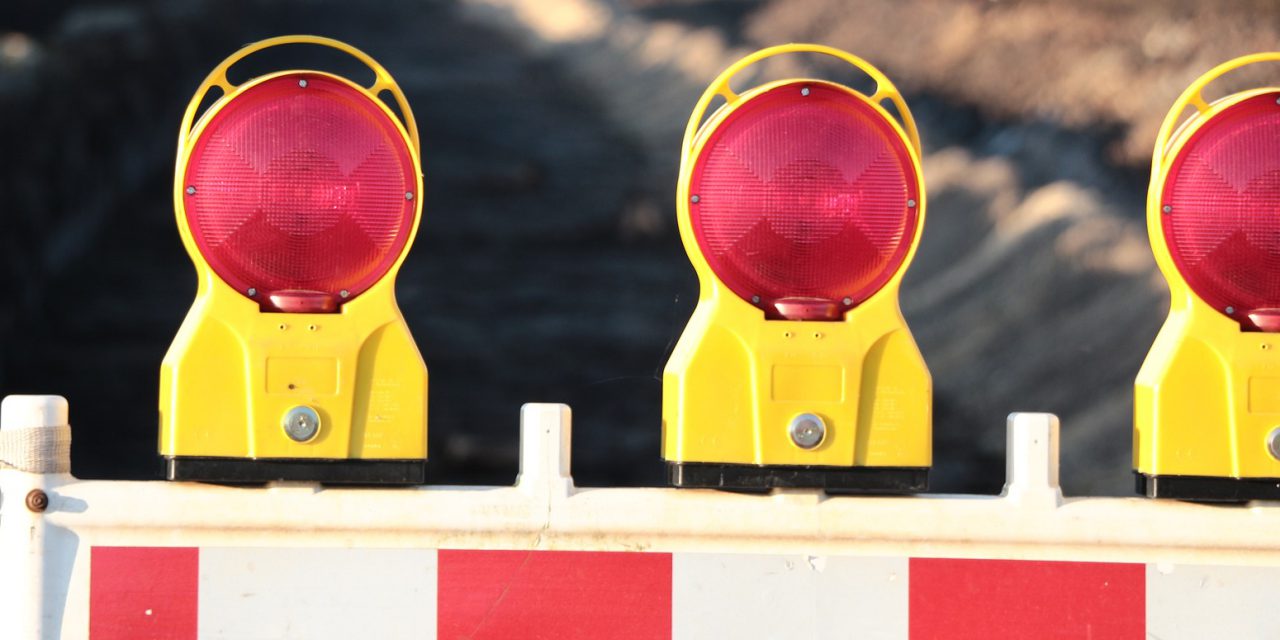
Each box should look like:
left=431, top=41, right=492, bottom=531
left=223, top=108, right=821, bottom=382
left=198, top=548, right=437, bottom=640
left=672, top=554, right=907, bottom=640
left=1146, top=562, right=1280, bottom=639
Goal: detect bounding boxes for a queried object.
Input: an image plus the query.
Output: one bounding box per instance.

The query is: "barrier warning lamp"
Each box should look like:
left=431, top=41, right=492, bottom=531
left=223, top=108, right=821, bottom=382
left=662, top=44, right=931, bottom=490
left=1136, top=53, right=1280, bottom=500
left=159, top=36, right=428, bottom=484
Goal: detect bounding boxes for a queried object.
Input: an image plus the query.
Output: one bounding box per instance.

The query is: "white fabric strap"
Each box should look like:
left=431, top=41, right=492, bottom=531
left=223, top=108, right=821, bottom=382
left=0, top=425, right=71, bottom=473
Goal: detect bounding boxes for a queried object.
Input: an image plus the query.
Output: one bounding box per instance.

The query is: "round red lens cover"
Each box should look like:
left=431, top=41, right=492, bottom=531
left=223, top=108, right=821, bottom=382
left=183, top=73, right=417, bottom=311
left=688, top=81, right=920, bottom=318
left=1163, top=92, right=1280, bottom=330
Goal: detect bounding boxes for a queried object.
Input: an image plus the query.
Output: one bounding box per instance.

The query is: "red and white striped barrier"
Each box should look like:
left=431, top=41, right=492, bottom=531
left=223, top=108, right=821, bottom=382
left=3, top=397, right=1280, bottom=639
left=83, top=546, right=1279, bottom=639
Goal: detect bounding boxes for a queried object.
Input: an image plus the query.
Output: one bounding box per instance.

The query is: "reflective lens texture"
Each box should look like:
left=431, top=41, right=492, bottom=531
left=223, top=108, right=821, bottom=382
left=1163, top=92, right=1280, bottom=330
left=688, top=81, right=920, bottom=319
left=183, top=72, right=417, bottom=311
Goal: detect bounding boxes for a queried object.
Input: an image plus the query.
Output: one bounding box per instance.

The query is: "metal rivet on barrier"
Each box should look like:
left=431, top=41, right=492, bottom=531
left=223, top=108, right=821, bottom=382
left=25, top=489, right=49, bottom=513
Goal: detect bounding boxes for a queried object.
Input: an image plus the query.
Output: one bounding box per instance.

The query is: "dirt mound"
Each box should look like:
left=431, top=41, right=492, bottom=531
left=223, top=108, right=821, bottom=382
left=5, top=0, right=1264, bottom=494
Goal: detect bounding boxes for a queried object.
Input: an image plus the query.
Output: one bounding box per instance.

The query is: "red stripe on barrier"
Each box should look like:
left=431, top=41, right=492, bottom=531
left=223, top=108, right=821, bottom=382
left=908, top=558, right=1144, bottom=639
left=90, top=546, right=198, bottom=640
left=438, top=549, right=672, bottom=640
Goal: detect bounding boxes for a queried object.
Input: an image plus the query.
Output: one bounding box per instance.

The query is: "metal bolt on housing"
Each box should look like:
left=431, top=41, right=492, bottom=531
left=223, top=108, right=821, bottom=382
left=283, top=405, right=321, bottom=442
left=789, top=413, right=826, bottom=449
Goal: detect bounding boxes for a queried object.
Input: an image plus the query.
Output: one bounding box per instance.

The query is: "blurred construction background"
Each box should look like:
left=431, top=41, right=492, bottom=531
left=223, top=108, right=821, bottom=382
left=3, top=0, right=1277, bottom=494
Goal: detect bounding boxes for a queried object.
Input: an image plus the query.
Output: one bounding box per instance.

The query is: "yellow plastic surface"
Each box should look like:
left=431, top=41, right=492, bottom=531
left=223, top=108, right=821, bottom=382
left=662, top=44, right=931, bottom=468
left=1135, top=53, right=1280, bottom=479
left=160, top=36, right=427, bottom=461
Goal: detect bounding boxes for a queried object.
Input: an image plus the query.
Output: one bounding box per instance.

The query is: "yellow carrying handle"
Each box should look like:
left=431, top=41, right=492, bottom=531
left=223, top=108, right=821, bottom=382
left=1152, top=52, right=1280, bottom=173
left=680, top=43, right=921, bottom=163
left=178, top=35, right=419, bottom=155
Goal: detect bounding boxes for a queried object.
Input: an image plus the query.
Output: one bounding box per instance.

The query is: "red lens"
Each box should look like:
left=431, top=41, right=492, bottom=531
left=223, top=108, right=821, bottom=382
left=688, top=81, right=920, bottom=319
left=183, top=73, right=417, bottom=312
left=1163, top=92, right=1280, bottom=330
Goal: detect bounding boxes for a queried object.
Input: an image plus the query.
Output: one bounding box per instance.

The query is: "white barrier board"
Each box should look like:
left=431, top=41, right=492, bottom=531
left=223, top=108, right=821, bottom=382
left=3, top=400, right=1279, bottom=639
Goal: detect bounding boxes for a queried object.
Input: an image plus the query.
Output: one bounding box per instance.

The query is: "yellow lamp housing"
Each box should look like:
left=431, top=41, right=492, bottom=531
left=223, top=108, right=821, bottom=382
left=1136, top=53, right=1280, bottom=500
left=160, top=36, right=428, bottom=484
left=662, top=44, right=931, bottom=491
